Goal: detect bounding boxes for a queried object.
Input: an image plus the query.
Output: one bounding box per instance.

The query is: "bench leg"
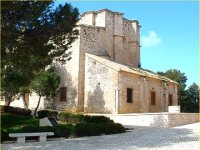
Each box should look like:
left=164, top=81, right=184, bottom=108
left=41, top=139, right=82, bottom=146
left=17, top=137, right=25, bottom=144
left=39, top=136, right=46, bottom=142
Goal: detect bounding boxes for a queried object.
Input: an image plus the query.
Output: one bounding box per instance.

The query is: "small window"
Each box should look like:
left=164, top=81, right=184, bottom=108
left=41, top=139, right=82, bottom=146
left=127, top=88, right=133, bottom=103
left=151, top=91, right=156, bottom=105
left=168, top=94, right=173, bottom=106
left=60, top=87, right=67, bottom=101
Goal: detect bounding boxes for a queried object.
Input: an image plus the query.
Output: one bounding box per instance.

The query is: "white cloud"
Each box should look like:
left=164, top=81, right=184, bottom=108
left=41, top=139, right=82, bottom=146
left=141, top=31, right=162, bottom=47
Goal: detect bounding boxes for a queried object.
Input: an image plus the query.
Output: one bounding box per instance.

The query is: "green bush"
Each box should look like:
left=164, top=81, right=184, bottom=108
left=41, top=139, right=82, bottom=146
left=102, top=123, right=125, bottom=134
left=83, top=115, right=114, bottom=124
left=37, top=110, right=50, bottom=119
left=2, top=106, right=31, bottom=116
left=54, top=124, right=71, bottom=138
left=1, top=129, right=9, bottom=142
left=60, top=112, right=71, bottom=122
left=60, top=112, right=84, bottom=124
left=49, top=111, right=58, bottom=119
left=75, top=123, right=103, bottom=136
left=37, top=110, right=58, bottom=119
left=71, top=114, right=85, bottom=124
left=75, top=122, right=125, bottom=137
left=60, top=112, right=114, bottom=124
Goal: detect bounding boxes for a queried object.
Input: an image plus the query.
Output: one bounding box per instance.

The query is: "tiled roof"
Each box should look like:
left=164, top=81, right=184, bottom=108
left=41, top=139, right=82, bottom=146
left=85, top=53, right=178, bottom=84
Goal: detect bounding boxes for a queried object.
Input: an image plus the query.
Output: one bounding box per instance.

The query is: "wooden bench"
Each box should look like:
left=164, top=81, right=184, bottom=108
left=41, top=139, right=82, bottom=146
left=9, top=132, right=54, bottom=143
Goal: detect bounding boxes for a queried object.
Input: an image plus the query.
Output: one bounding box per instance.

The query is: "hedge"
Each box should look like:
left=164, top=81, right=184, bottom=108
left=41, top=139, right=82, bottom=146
left=1, top=129, right=9, bottom=142
left=60, top=112, right=85, bottom=124
left=83, top=115, right=114, bottom=124
left=75, top=122, right=125, bottom=137
left=60, top=112, right=114, bottom=124
left=1, top=122, right=125, bottom=142
left=1, top=111, right=126, bottom=142
left=1, top=105, right=31, bottom=116
left=102, top=123, right=125, bottom=134
left=37, top=110, right=58, bottom=119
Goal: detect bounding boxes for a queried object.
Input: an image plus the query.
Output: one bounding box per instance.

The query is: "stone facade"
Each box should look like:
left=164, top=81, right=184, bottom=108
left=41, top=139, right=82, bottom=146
left=6, top=9, right=178, bottom=114
left=84, top=53, right=178, bottom=113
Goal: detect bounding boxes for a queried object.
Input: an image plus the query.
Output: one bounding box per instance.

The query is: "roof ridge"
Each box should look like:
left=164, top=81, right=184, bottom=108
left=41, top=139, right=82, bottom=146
left=85, top=53, right=178, bottom=84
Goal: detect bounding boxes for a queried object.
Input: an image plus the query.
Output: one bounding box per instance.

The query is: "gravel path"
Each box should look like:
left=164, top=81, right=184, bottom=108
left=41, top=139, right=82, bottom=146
left=2, top=123, right=199, bottom=150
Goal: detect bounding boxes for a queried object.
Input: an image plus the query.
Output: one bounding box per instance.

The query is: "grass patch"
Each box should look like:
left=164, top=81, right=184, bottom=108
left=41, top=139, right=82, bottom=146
left=1, top=113, right=39, bottom=130
left=1, top=113, right=39, bottom=142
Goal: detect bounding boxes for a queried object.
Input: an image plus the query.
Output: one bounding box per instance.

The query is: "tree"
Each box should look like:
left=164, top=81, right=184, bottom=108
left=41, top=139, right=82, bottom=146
left=157, top=71, right=165, bottom=76
left=164, top=69, right=187, bottom=91
left=182, top=83, right=199, bottom=113
left=42, top=68, right=60, bottom=109
left=157, top=69, right=187, bottom=105
left=187, top=83, right=199, bottom=102
left=1, top=66, right=26, bottom=106
left=157, top=69, right=200, bottom=113
left=31, top=69, right=60, bottom=117
left=1, top=1, right=79, bottom=105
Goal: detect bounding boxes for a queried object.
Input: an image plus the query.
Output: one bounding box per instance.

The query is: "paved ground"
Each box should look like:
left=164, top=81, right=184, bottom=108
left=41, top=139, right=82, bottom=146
left=2, top=123, right=199, bottom=150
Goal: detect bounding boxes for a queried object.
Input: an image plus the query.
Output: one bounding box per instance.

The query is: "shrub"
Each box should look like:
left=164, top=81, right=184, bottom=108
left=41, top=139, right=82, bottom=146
left=60, top=112, right=83, bottom=124
left=49, top=111, right=58, bottom=120
left=60, top=113, right=114, bottom=124
left=37, top=110, right=58, bottom=119
left=1, top=129, right=9, bottom=142
left=75, top=122, right=125, bottom=137
left=23, top=109, right=31, bottom=116
left=2, top=106, right=31, bottom=116
left=71, top=114, right=85, bottom=124
left=83, top=115, right=114, bottom=124
left=60, top=112, right=72, bottom=123
left=37, top=110, right=50, bottom=119
left=75, top=123, right=103, bottom=136
left=102, top=123, right=125, bottom=134
left=54, top=124, right=71, bottom=138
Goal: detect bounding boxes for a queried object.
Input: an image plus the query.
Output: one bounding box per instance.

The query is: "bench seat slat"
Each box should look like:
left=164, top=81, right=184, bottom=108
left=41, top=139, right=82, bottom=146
left=9, top=132, right=54, bottom=137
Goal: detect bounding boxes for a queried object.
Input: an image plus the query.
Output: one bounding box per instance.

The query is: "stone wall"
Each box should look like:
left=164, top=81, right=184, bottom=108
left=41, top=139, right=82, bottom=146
left=118, top=71, right=178, bottom=113
left=44, top=28, right=81, bottom=112
left=168, top=113, right=199, bottom=127
left=123, top=19, right=140, bottom=67
left=102, top=113, right=199, bottom=128
left=80, top=12, right=95, bottom=26
left=118, top=72, right=141, bottom=113
left=79, top=9, right=141, bottom=67
left=80, top=25, right=106, bottom=56
left=84, top=54, right=119, bottom=113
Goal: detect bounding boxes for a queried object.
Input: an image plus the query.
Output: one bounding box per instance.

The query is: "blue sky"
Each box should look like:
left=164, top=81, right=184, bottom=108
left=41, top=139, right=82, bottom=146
left=55, top=1, right=199, bottom=88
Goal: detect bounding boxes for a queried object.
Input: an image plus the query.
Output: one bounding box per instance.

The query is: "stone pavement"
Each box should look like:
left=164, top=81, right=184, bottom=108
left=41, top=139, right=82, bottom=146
left=2, top=123, right=199, bottom=150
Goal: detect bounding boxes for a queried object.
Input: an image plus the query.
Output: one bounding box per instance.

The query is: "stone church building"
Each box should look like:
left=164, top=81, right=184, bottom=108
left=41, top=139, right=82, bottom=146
left=9, top=9, right=178, bottom=114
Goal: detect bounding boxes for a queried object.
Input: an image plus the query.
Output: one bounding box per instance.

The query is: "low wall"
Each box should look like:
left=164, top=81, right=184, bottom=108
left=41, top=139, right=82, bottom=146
left=168, top=113, right=199, bottom=127
left=88, top=113, right=199, bottom=128
left=106, top=113, right=169, bottom=128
